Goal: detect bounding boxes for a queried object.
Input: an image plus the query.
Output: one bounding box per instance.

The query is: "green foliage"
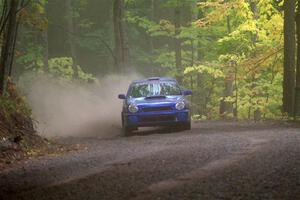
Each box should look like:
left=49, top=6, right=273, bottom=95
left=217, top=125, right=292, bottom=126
left=13, top=0, right=285, bottom=121
left=18, top=54, right=96, bottom=83
left=17, top=46, right=44, bottom=71
left=154, top=47, right=175, bottom=69
left=48, top=57, right=74, bottom=79
left=48, top=57, right=96, bottom=82
left=185, top=64, right=224, bottom=79
left=131, top=0, right=284, bottom=120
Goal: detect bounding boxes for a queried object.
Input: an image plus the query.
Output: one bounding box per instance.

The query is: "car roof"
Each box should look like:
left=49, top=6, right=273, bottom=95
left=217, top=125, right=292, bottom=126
left=132, top=77, right=177, bottom=84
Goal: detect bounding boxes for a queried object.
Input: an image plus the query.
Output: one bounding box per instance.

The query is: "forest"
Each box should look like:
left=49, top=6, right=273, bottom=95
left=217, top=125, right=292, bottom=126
left=0, top=0, right=299, bottom=122
left=2, top=1, right=300, bottom=198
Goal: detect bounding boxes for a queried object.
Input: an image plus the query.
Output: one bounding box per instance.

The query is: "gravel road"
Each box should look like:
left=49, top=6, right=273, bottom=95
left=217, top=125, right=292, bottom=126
left=0, top=121, right=300, bottom=200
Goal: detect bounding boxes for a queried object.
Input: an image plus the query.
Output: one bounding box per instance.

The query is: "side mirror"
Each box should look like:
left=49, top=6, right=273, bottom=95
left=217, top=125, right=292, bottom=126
left=118, top=94, right=126, bottom=99
left=183, top=90, right=192, bottom=96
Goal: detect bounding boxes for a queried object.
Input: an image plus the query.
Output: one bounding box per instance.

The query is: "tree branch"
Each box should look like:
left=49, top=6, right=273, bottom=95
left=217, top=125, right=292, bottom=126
left=52, top=22, right=117, bottom=64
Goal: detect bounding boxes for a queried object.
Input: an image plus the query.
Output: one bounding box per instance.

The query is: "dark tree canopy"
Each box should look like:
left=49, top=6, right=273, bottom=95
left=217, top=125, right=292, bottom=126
left=0, top=0, right=299, bottom=119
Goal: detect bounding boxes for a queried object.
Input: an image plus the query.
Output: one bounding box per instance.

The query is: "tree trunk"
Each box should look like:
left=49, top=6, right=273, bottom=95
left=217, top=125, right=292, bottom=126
left=149, top=0, right=158, bottom=75
left=42, top=27, right=49, bottom=71
left=8, top=12, right=20, bottom=77
left=0, top=0, right=19, bottom=95
left=233, top=63, right=238, bottom=119
left=65, top=0, right=78, bottom=78
left=149, top=0, right=155, bottom=52
left=43, top=2, right=49, bottom=71
left=174, top=1, right=182, bottom=83
left=196, top=7, right=204, bottom=115
left=249, top=0, right=261, bottom=121
left=295, top=0, right=300, bottom=117
left=113, top=0, right=129, bottom=72
left=220, top=16, right=233, bottom=117
left=190, top=40, right=194, bottom=113
left=264, top=54, right=279, bottom=119
left=197, top=6, right=204, bottom=61
left=283, top=0, right=296, bottom=116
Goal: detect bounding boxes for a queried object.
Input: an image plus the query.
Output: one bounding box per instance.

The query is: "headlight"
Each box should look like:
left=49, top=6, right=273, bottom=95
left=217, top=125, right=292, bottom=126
left=128, top=104, right=139, bottom=113
left=175, top=101, right=185, bottom=110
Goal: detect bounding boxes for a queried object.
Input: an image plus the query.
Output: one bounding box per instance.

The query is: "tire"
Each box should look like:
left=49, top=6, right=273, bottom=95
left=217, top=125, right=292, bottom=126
left=123, top=126, right=133, bottom=136
left=184, top=121, right=192, bottom=130
left=178, top=121, right=191, bottom=131
left=122, top=114, right=135, bottom=136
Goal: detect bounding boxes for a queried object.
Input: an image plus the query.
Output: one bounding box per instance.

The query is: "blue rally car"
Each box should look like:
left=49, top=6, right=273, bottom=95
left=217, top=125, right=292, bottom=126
left=118, top=77, right=192, bottom=136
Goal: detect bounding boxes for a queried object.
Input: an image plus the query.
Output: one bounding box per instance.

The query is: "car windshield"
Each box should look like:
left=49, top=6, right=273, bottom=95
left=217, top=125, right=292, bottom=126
left=129, top=81, right=182, bottom=98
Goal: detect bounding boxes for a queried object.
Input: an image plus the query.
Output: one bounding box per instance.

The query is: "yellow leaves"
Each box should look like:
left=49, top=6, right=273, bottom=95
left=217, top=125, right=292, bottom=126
left=196, top=0, right=245, bottom=27
left=196, top=0, right=229, bottom=27
left=239, top=46, right=283, bottom=73
left=260, top=13, right=283, bottom=42
left=196, top=0, right=283, bottom=47
left=184, top=64, right=224, bottom=79
left=223, top=96, right=235, bottom=103
left=238, top=20, right=257, bottom=33
left=219, top=54, right=240, bottom=65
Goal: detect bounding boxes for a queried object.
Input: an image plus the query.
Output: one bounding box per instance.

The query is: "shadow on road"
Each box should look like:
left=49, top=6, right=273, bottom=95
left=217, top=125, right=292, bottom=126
left=126, top=120, right=292, bottom=137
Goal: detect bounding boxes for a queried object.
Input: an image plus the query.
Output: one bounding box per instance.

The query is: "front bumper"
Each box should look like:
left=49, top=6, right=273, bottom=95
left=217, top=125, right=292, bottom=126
left=124, top=109, right=190, bottom=127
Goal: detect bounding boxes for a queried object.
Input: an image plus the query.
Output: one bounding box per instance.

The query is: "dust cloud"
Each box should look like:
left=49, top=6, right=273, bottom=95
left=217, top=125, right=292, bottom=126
left=21, top=73, right=142, bottom=138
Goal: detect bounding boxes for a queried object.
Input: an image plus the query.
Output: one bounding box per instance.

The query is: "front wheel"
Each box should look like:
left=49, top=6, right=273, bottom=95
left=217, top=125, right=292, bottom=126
left=184, top=121, right=191, bottom=130
left=178, top=121, right=191, bottom=131
left=122, top=114, right=135, bottom=136
left=123, top=126, right=133, bottom=136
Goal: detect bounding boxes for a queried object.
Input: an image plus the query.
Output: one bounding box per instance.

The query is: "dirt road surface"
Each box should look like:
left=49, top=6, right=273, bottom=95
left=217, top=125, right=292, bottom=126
left=1, top=121, right=300, bottom=200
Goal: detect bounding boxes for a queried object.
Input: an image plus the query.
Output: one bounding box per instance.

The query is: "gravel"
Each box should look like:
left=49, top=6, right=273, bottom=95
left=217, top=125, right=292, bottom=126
left=0, top=121, right=299, bottom=200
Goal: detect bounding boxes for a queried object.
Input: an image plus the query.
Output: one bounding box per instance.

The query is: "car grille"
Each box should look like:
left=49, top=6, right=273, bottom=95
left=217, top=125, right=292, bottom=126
left=142, top=106, right=173, bottom=112
left=140, top=115, right=175, bottom=122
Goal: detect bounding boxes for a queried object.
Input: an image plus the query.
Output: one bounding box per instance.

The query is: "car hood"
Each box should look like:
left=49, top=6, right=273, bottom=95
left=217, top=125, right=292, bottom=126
left=128, top=95, right=183, bottom=105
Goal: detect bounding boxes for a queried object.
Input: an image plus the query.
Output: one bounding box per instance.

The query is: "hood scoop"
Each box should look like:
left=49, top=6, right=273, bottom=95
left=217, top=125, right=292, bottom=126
left=145, top=95, right=166, bottom=100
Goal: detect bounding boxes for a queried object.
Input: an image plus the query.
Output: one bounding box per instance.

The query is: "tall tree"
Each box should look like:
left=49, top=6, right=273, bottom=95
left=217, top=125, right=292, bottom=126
left=174, top=0, right=182, bottom=83
left=43, top=1, right=49, bottom=71
left=0, top=0, right=20, bottom=95
left=149, top=0, right=156, bottom=52
left=219, top=14, right=233, bottom=117
left=295, top=0, right=300, bottom=117
left=113, top=0, right=129, bottom=72
left=65, top=0, right=78, bottom=78
left=283, top=0, right=296, bottom=116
